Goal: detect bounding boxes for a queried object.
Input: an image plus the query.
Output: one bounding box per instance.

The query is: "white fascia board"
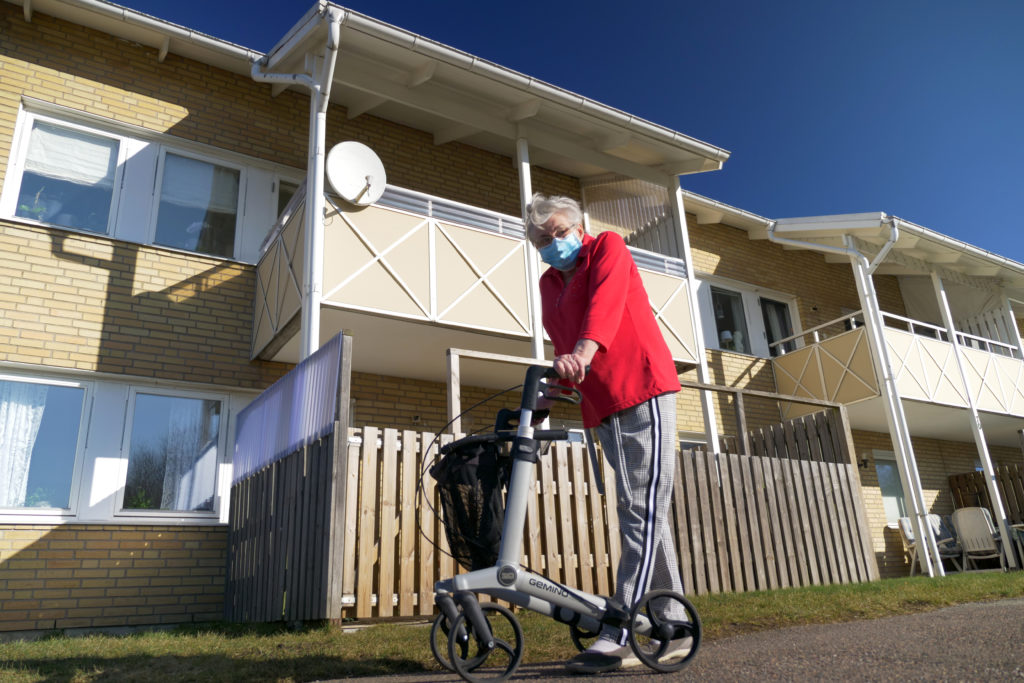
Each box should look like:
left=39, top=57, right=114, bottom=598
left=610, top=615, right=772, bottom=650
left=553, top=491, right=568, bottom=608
left=773, top=212, right=888, bottom=238
left=261, top=1, right=331, bottom=72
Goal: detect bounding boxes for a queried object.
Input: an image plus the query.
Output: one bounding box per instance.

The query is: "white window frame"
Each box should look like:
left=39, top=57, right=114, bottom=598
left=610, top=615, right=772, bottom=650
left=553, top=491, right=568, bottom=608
left=0, top=100, right=302, bottom=264
left=0, top=110, right=129, bottom=237
left=696, top=275, right=801, bottom=358
left=0, top=371, right=92, bottom=518
left=115, top=385, right=229, bottom=520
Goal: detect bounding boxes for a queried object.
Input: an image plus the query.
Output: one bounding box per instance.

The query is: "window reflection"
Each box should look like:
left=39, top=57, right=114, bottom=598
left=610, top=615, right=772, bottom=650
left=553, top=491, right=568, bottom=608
left=124, top=393, right=221, bottom=512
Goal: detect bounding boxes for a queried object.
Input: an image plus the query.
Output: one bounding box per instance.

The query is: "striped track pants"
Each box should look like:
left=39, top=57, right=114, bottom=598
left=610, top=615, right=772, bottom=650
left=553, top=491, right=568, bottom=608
left=595, top=392, right=683, bottom=644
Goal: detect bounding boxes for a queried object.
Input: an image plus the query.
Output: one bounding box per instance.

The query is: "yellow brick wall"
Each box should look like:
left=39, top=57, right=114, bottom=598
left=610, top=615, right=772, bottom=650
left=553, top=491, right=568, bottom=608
left=0, top=222, right=288, bottom=388
left=0, top=525, right=226, bottom=632
left=0, top=4, right=577, bottom=218
left=852, top=430, right=1020, bottom=578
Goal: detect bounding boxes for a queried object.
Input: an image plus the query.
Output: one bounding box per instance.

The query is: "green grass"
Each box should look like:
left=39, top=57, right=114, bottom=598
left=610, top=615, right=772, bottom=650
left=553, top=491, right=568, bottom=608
left=2, top=572, right=1022, bottom=682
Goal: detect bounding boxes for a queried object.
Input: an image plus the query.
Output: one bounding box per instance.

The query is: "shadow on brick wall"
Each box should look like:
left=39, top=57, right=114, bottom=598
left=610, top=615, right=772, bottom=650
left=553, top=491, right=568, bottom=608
left=46, top=231, right=288, bottom=389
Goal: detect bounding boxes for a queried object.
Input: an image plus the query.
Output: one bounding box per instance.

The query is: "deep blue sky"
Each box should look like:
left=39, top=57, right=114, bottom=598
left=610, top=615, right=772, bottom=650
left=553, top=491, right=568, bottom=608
left=117, top=0, right=1024, bottom=262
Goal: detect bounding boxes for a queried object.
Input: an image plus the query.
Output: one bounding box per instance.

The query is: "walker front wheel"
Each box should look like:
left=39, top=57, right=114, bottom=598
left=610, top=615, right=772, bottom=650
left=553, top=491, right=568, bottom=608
left=627, top=589, right=701, bottom=673
left=447, top=602, right=524, bottom=682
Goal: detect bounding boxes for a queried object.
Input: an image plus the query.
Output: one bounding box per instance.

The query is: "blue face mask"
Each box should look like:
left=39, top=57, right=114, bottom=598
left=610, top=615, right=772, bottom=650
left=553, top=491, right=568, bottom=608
left=539, top=231, right=582, bottom=271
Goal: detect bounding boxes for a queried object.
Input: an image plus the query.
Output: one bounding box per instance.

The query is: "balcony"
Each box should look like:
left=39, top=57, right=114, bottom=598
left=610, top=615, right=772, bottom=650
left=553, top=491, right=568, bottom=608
left=772, top=311, right=1024, bottom=446
left=251, top=185, right=699, bottom=386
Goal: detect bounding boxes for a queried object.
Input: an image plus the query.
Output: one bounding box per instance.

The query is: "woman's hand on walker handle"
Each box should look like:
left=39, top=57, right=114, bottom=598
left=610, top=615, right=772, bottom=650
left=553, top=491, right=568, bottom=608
left=553, top=338, right=598, bottom=384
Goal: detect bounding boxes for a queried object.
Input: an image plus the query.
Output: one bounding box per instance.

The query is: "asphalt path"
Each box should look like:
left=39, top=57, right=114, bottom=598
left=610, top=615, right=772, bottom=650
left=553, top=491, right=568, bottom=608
left=338, top=598, right=1024, bottom=682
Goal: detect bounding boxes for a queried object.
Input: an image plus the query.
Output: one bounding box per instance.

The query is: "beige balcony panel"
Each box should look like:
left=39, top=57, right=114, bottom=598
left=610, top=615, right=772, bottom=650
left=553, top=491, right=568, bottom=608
left=638, top=270, right=698, bottom=364
left=773, top=327, right=879, bottom=419
left=252, top=208, right=304, bottom=358
left=960, top=347, right=1024, bottom=415
left=434, top=222, right=530, bottom=336
left=322, top=207, right=431, bottom=319
left=885, top=329, right=968, bottom=407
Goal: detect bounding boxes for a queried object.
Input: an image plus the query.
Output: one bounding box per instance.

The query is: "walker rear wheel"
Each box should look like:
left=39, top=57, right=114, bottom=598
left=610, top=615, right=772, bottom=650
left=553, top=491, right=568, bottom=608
left=626, top=589, right=701, bottom=673
left=447, top=602, right=524, bottom=682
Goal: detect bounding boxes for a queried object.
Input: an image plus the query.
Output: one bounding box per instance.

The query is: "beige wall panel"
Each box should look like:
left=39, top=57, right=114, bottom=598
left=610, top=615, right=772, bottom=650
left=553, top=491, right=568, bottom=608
left=322, top=210, right=429, bottom=318
left=820, top=329, right=877, bottom=401
left=886, top=330, right=967, bottom=407
left=960, top=347, right=1024, bottom=415
left=285, top=212, right=305, bottom=293
left=442, top=281, right=528, bottom=334
left=773, top=347, right=820, bottom=399
left=639, top=271, right=697, bottom=364
left=992, top=355, right=1024, bottom=415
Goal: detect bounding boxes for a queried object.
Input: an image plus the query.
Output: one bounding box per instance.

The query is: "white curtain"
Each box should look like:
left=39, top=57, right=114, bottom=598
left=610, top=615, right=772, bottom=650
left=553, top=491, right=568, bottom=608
left=25, top=121, right=117, bottom=187
left=0, top=381, right=48, bottom=507
left=158, top=398, right=216, bottom=511
left=160, top=153, right=239, bottom=213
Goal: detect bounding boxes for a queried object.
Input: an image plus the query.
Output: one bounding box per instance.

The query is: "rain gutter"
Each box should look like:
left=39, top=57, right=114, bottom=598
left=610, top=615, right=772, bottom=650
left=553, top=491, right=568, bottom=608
left=251, top=5, right=344, bottom=360
left=19, top=0, right=262, bottom=63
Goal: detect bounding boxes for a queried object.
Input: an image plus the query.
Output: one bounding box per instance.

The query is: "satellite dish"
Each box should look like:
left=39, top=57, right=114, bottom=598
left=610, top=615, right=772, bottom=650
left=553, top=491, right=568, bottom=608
left=325, top=141, right=387, bottom=207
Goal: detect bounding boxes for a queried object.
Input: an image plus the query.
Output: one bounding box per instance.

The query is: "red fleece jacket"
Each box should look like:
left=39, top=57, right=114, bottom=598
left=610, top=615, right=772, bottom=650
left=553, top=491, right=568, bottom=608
left=539, top=231, right=681, bottom=427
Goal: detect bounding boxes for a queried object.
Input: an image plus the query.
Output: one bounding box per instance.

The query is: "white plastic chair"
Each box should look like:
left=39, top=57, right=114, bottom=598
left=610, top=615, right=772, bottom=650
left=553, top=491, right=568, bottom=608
left=951, top=507, right=1006, bottom=571
left=897, top=514, right=962, bottom=575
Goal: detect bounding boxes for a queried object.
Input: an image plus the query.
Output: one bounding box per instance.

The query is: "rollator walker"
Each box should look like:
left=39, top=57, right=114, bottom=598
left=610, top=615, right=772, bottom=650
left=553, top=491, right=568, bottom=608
left=429, top=365, right=701, bottom=681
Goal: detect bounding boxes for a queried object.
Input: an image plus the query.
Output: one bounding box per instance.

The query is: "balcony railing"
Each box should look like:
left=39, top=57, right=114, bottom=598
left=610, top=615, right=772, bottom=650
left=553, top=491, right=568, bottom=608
left=252, top=184, right=700, bottom=366
left=771, top=309, right=1024, bottom=418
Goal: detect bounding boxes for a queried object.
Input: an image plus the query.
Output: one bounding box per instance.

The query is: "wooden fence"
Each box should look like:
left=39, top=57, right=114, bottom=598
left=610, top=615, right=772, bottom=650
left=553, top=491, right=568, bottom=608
left=336, top=408, right=877, bottom=619
left=225, top=427, right=349, bottom=622
left=949, top=464, right=1024, bottom=524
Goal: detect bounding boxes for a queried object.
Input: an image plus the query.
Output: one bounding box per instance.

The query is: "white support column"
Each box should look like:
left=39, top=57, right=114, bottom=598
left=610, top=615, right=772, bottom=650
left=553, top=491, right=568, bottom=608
left=516, top=136, right=545, bottom=361
left=847, top=240, right=942, bottom=576
left=931, top=273, right=1018, bottom=568
left=668, top=179, right=721, bottom=454
left=299, top=11, right=342, bottom=360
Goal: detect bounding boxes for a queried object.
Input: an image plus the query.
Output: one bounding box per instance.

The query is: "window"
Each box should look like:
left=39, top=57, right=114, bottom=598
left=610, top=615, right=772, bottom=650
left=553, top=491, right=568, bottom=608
left=698, top=279, right=800, bottom=358
left=711, top=287, right=751, bottom=353
left=154, top=152, right=240, bottom=258
left=13, top=119, right=121, bottom=234
left=761, top=297, right=795, bottom=356
left=0, top=376, right=86, bottom=510
left=2, top=104, right=303, bottom=263
left=873, top=450, right=907, bottom=525
left=278, top=179, right=299, bottom=218
left=123, top=392, right=222, bottom=513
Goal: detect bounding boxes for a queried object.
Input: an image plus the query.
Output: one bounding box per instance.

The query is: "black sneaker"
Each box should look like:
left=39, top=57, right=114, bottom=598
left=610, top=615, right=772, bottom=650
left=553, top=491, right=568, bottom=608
left=565, top=644, right=641, bottom=674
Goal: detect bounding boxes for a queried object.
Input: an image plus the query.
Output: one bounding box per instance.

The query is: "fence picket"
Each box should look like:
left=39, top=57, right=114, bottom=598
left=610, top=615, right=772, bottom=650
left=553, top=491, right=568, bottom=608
left=399, top=431, right=418, bottom=616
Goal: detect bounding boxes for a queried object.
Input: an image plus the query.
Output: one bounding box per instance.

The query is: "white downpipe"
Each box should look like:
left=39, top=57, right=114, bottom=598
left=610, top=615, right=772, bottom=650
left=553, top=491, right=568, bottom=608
left=931, top=273, right=1018, bottom=569
left=251, top=8, right=343, bottom=360
left=516, top=137, right=544, bottom=361
left=766, top=222, right=942, bottom=577
left=669, top=178, right=721, bottom=454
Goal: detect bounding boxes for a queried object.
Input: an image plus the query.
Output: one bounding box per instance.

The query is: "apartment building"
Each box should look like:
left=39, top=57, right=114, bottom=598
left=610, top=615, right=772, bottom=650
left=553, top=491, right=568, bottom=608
left=1, top=0, right=1021, bottom=633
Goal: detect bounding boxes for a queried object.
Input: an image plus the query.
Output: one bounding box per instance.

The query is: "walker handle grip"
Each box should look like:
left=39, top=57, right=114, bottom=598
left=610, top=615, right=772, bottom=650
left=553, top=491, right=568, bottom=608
left=520, top=365, right=559, bottom=412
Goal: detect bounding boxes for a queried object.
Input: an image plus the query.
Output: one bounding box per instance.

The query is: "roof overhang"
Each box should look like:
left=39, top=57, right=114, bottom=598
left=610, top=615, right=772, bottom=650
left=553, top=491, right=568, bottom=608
left=772, top=213, right=1024, bottom=299
left=681, top=190, right=1024, bottom=302
left=259, top=2, right=731, bottom=184
left=7, top=0, right=730, bottom=184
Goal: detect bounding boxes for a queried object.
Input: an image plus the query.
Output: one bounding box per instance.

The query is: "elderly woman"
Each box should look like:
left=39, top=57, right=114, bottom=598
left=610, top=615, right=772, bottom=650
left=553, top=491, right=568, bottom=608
left=526, top=193, right=688, bottom=674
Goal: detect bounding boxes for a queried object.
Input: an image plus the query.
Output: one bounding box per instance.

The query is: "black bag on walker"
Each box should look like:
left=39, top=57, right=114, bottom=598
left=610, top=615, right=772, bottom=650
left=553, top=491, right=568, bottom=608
left=430, top=440, right=509, bottom=572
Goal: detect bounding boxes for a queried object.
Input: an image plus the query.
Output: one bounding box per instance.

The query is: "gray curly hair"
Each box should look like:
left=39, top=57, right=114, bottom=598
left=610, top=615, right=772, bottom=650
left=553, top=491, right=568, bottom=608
left=524, top=193, right=584, bottom=245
